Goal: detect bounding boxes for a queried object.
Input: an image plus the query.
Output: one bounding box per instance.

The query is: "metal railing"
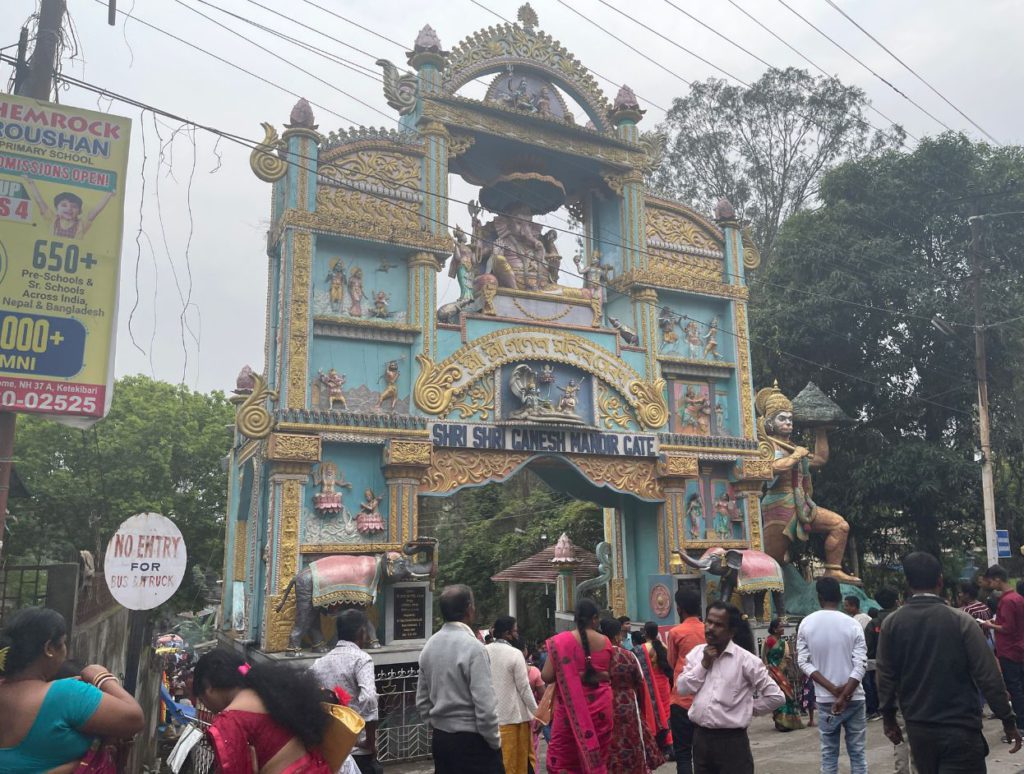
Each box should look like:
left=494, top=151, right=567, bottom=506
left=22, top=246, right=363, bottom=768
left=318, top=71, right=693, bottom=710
left=375, top=664, right=431, bottom=763
left=0, top=563, right=78, bottom=629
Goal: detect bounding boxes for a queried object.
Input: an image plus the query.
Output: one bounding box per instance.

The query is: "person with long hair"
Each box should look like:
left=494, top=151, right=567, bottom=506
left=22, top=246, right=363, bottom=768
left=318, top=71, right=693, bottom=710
left=0, top=607, right=144, bottom=773
left=678, top=602, right=783, bottom=774
left=635, top=621, right=673, bottom=753
left=542, top=598, right=613, bottom=774
left=486, top=616, right=537, bottom=774
left=599, top=617, right=664, bottom=774
left=761, top=619, right=803, bottom=732
left=192, top=649, right=332, bottom=773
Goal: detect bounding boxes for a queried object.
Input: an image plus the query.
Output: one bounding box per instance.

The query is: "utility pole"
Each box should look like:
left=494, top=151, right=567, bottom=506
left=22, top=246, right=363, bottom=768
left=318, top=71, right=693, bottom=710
left=0, top=0, right=66, bottom=559
left=969, top=208, right=998, bottom=568
left=21, top=0, right=66, bottom=101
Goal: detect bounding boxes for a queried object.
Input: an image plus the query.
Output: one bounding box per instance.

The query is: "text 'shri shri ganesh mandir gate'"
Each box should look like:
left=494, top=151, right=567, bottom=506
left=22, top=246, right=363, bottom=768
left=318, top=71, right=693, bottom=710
left=219, top=3, right=772, bottom=657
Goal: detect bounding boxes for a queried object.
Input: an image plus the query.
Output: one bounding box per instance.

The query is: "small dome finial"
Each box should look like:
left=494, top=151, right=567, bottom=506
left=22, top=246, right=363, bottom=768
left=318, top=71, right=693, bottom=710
left=287, top=98, right=316, bottom=129
left=517, top=3, right=539, bottom=29
left=414, top=24, right=443, bottom=53
left=714, top=196, right=736, bottom=221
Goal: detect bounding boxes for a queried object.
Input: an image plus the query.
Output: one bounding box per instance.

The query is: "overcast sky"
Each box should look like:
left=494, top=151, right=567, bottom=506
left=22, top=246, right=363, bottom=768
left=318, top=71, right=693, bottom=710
left=4, top=0, right=1021, bottom=394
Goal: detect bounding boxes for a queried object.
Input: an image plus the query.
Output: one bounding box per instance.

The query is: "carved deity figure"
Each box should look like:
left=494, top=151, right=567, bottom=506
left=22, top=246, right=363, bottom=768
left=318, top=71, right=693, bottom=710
left=659, top=307, right=679, bottom=350
left=450, top=225, right=476, bottom=301
left=477, top=274, right=498, bottom=316
left=702, top=316, right=723, bottom=361
left=480, top=204, right=551, bottom=291
left=356, top=489, right=386, bottom=534
left=371, top=291, right=390, bottom=319
left=557, top=378, right=581, bottom=414
left=683, top=320, right=702, bottom=359
left=327, top=259, right=346, bottom=310
left=535, top=86, right=552, bottom=116
left=348, top=266, right=365, bottom=317
left=312, top=461, right=351, bottom=514
left=686, top=493, right=704, bottom=539
left=713, top=489, right=740, bottom=540
left=681, top=386, right=711, bottom=434
left=376, top=360, right=400, bottom=410
left=316, top=368, right=347, bottom=410
left=756, top=382, right=860, bottom=584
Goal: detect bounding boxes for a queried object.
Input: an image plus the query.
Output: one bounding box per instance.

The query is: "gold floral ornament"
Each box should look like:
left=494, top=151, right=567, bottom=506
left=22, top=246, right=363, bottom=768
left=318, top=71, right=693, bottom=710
left=628, top=378, right=669, bottom=429
left=0, top=645, right=8, bottom=672
left=236, top=373, right=278, bottom=439
left=250, top=122, right=288, bottom=182
left=449, top=373, right=495, bottom=421
left=413, top=354, right=463, bottom=415
left=376, top=59, right=419, bottom=116
left=597, top=383, right=633, bottom=430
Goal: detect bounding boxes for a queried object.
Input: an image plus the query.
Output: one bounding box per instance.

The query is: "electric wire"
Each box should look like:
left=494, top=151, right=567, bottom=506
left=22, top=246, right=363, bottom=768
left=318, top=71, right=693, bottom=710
left=821, top=0, right=999, bottom=145
left=28, top=67, right=975, bottom=417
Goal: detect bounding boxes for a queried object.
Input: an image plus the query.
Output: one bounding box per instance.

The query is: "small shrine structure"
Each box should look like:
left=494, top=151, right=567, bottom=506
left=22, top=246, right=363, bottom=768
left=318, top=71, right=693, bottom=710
left=220, top=4, right=772, bottom=656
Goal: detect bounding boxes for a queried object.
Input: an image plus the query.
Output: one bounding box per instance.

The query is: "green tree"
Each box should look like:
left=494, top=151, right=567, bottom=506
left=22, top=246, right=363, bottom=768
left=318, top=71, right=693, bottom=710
left=7, top=375, right=234, bottom=610
left=750, top=133, right=1024, bottom=563
left=652, top=67, right=904, bottom=263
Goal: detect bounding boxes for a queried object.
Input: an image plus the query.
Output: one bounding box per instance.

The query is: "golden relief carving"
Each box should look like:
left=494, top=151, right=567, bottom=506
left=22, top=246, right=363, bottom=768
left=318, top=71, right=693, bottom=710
left=447, top=131, right=475, bottom=158
left=735, top=457, right=773, bottom=480
left=413, top=353, right=463, bottom=415
left=648, top=248, right=723, bottom=283
left=316, top=187, right=420, bottom=231
left=413, top=327, right=667, bottom=428
left=287, top=232, right=312, bottom=410
left=602, top=171, right=625, bottom=195
left=734, top=303, right=755, bottom=440
left=421, top=449, right=532, bottom=494
left=233, top=519, right=247, bottom=579
left=610, top=578, right=627, bottom=617
left=420, top=100, right=638, bottom=167
left=613, top=269, right=748, bottom=300
left=275, top=209, right=452, bottom=254
left=569, top=456, right=662, bottom=500
left=596, top=382, right=634, bottom=430
left=746, top=493, right=763, bottom=551
left=386, top=440, right=433, bottom=466
left=250, top=122, right=288, bottom=182
left=659, top=454, right=699, bottom=478
left=265, top=480, right=301, bottom=651
left=299, top=543, right=402, bottom=554
left=447, top=372, right=496, bottom=421
left=646, top=205, right=722, bottom=251
left=443, top=22, right=612, bottom=130
left=741, top=227, right=762, bottom=271
left=267, top=433, right=321, bottom=462
left=236, top=373, right=277, bottom=439
left=627, top=378, right=669, bottom=429
left=320, top=150, right=421, bottom=190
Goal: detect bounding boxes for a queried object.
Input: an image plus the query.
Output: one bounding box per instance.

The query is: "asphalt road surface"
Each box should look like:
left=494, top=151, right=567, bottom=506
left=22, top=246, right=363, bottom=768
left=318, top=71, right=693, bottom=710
left=385, top=714, right=1024, bottom=773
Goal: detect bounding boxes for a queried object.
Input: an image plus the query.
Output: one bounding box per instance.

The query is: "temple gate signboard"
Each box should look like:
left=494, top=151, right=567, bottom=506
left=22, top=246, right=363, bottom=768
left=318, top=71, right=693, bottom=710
left=220, top=3, right=785, bottom=656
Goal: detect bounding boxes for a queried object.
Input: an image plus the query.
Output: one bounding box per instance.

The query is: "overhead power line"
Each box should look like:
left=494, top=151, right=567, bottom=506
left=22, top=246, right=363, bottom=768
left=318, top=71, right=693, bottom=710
left=821, top=0, right=1000, bottom=145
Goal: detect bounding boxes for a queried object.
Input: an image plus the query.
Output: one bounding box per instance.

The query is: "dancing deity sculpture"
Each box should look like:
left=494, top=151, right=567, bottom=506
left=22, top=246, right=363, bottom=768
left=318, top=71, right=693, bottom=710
left=755, top=382, right=860, bottom=584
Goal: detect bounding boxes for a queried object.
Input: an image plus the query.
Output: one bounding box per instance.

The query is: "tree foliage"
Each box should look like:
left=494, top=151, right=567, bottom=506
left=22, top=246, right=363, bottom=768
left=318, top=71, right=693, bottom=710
left=7, top=375, right=235, bottom=610
left=652, top=67, right=904, bottom=263
left=422, top=471, right=604, bottom=646
left=750, top=133, right=1024, bottom=565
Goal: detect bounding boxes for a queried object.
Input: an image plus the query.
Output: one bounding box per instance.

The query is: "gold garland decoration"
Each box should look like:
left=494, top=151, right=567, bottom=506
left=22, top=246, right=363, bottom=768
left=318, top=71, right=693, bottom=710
left=627, top=378, right=668, bottom=429
left=236, top=374, right=278, bottom=439
left=510, top=296, right=575, bottom=322
left=413, top=354, right=463, bottom=415
left=250, top=122, right=288, bottom=182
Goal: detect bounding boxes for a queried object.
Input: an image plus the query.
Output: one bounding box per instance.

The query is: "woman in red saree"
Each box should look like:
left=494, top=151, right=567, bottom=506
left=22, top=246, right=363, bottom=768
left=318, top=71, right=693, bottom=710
left=541, top=598, right=613, bottom=774
left=636, top=623, right=673, bottom=752
left=193, top=650, right=332, bottom=773
left=599, top=618, right=664, bottom=774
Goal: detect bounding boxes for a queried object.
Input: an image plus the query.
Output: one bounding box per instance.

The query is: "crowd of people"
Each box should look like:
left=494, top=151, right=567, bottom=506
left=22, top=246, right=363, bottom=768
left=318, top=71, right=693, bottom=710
left=6, top=550, right=1024, bottom=774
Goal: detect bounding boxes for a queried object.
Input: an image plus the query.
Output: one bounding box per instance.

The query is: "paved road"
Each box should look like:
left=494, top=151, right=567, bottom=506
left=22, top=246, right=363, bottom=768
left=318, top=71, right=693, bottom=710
left=385, top=714, right=1024, bottom=773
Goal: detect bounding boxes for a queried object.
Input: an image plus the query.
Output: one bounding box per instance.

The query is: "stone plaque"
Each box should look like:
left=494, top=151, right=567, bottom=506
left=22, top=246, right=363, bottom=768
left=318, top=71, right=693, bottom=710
left=392, top=584, right=427, bottom=641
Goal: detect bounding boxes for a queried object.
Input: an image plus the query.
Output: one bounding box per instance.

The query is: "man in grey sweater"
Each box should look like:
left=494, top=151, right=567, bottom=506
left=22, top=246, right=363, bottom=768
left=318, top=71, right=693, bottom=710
left=417, top=584, right=504, bottom=773
left=877, top=551, right=1022, bottom=773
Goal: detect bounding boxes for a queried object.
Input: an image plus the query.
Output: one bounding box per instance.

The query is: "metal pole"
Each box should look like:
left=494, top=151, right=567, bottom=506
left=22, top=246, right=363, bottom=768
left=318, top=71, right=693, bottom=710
left=970, top=212, right=998, bottom=567
left=12, top=26, right=29, bottom=93
left=21, top=0, right=66, bottom=101
left=0, top=413, right=15, bottom=559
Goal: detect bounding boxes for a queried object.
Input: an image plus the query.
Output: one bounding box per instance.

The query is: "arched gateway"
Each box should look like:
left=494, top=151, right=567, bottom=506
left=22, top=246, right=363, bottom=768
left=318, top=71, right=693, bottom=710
left=221, top=4, right=772, bottom=656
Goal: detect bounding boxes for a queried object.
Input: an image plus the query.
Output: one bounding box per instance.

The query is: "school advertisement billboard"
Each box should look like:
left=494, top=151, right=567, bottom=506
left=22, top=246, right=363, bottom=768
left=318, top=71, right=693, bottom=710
left=0, top=94, right=130, bottom=421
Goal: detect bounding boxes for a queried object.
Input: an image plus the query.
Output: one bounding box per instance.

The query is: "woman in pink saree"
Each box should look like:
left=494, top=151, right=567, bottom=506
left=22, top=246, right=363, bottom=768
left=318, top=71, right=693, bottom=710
left=541, top=598, right=613, bottom=774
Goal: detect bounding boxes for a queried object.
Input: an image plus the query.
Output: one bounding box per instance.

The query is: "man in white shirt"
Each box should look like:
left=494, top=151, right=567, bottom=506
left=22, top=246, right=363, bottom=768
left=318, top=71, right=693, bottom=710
left=678, top=601, right=784, bottom=774
left=798, top=577, right=868, bottom=774
left=486, top=615, right=537, bottom=774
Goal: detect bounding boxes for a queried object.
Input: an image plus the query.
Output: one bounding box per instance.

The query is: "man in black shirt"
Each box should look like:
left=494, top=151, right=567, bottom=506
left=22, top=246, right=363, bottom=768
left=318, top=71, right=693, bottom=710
left=877, top=552, right=1021, bottom=773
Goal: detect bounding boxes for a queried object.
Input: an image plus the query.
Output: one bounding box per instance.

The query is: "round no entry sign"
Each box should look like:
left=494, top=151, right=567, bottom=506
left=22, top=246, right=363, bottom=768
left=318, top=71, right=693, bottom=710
left=104, top=512, right=187, bottom=610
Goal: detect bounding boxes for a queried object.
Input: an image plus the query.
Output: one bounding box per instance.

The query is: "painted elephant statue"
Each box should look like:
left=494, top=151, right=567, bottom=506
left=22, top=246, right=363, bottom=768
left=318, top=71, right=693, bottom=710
left=276, top=539, right=438, bottom=653
left=673, top=547, right=785, bottom=621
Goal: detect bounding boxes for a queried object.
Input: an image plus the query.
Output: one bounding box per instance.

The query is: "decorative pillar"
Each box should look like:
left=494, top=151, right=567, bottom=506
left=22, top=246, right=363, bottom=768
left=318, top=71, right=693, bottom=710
left=406, top=25, right=448, bottom=124
left=383, top=440, right=433, bottom=545
left=508, top=581, right=519, bottom=618
left=633, top=287, right=660, bottom=379
left=280, top=100, right=320, bottom=411
left=552, top=533, right=581, bottom=631
left=408, top=252, right=440, bottom=360
left=610, top=85, right=647, bottom=274
left=659, top=453, right=699, bottom=558
left=604, top=507, right=628, bottom=617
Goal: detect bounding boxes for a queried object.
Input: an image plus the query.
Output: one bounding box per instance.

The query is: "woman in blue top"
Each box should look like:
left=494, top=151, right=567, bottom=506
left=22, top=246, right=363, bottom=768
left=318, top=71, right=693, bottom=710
left=0, top=607, right=145, bottom=773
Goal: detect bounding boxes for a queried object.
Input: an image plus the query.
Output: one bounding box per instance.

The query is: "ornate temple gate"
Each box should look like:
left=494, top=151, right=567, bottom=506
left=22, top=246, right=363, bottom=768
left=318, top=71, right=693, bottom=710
left=219, top=4, right=774, bottom=687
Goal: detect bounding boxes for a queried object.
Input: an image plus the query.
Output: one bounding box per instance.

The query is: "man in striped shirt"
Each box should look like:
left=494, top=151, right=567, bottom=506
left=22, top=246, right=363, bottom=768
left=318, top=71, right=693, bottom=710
left=959, top=581, right=993, bottom=628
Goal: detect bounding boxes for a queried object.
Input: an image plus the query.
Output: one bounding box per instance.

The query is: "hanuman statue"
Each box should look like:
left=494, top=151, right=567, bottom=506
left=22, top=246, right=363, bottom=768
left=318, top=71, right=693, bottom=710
left=755, top=382, right=860, bottom=584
